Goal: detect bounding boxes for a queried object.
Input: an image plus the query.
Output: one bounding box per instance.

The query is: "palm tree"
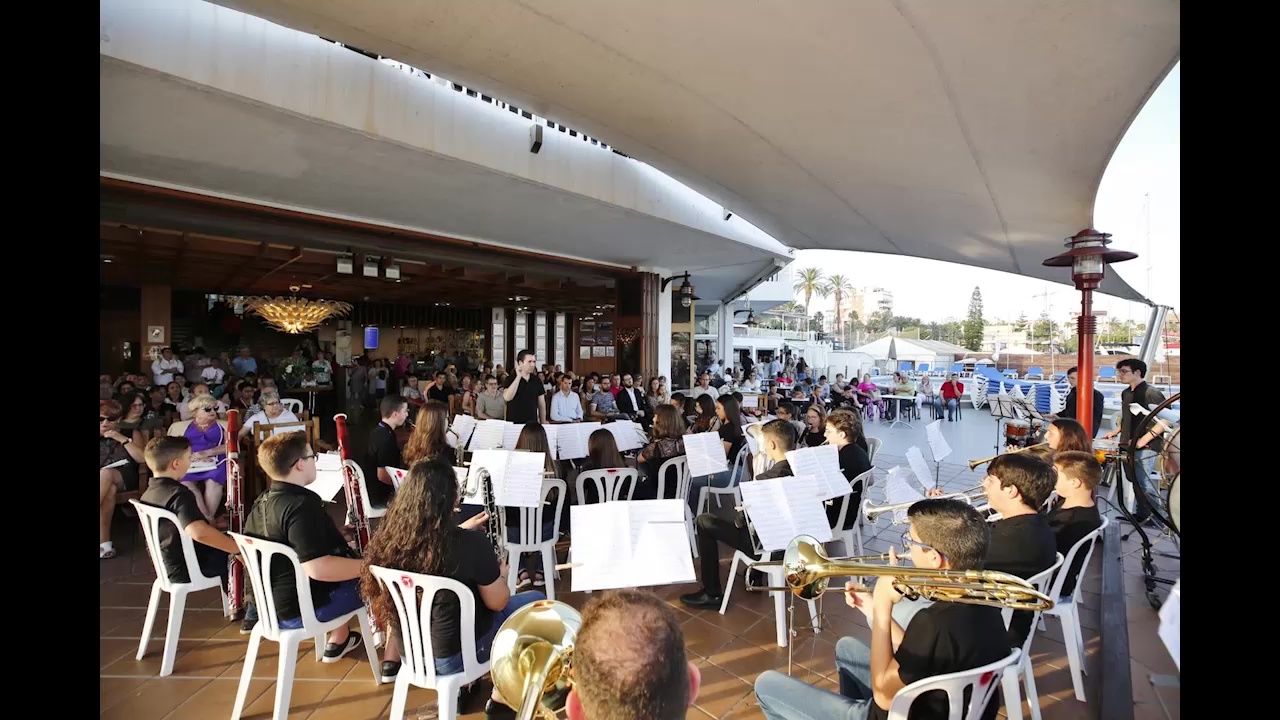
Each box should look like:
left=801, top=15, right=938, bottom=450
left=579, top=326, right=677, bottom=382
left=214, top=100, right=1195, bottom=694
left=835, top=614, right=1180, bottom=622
left=825, top=274, right=853, bottom=338
left=792, top=268, right=829, bottom=328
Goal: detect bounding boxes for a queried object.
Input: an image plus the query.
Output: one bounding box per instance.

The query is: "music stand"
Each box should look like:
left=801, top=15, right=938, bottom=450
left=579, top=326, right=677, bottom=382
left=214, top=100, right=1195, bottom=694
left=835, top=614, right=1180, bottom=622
left=988, top=392, right=1022, bottom=453
left=1013, top=396, right=1051, bottom=441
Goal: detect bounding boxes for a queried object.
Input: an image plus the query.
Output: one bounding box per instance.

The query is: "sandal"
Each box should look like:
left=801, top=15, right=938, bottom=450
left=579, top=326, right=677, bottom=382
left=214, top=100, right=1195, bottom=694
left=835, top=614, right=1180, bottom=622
left=100, top=546, right=117, bottom=560
left=516, top=570, right=533, bottom=589
left=532, top=572, right=546, bottom=588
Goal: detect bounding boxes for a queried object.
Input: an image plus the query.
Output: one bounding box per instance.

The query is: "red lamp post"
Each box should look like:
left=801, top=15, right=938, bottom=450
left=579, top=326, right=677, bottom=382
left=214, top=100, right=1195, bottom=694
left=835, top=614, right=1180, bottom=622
left=1043, top=229, right=1137, bottom=433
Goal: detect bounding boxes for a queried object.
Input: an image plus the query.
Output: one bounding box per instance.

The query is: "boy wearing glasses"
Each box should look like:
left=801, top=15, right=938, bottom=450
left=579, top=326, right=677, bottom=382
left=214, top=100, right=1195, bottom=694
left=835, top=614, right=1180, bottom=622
left=1103, top=358, right=1167, bottom=522
left=242, top=432, right=366, bottom=662
left=754, top=499, right=1008, bottom=720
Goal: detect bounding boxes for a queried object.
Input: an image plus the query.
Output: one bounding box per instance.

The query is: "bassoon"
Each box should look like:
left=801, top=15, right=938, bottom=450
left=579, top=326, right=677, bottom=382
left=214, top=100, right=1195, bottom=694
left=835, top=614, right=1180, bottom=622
left=334, top=413, right=371, bottom=553
left=225, top=408, right=246, bottom=618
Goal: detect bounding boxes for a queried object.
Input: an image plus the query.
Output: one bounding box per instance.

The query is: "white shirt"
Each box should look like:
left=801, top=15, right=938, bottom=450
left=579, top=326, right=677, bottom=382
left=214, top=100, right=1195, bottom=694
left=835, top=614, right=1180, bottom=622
left=691, top=385, right=720, bottom=400
left=740, top=379, right=761, bottom=393
left=550, top=390, right=584, bottom=423
left=202, top=366, right=226, bottom=384
left=619, top=387, right=646, bottom=417
left=152, top=357, right=184, bottom=386
left=242, top=409, right=301, bottom=437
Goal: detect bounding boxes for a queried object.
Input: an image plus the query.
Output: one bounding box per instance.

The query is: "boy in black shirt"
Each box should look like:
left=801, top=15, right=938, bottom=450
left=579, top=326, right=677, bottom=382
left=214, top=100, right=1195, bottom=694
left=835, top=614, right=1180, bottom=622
left=362, top=394, right=410, bottom=509
left=681, top=419, right=796, bottom=609
left=982, top=453, right=1058, bottom=649
left=1048, top=451, right=1103, bottom=597
left=754, top=499, right=1009, bottom=720
left=244, top=431, right=366, bottom=662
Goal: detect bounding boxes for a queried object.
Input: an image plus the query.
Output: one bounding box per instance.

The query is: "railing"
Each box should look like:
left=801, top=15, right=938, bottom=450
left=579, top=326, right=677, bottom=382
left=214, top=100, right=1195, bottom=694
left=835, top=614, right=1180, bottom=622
left=735, top=327, right=813, bottom=341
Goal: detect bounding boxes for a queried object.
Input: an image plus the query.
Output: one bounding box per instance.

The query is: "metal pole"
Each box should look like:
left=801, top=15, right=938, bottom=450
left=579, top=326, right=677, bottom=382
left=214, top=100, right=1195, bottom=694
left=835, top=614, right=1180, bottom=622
left=1076, top=290, right=1096, bottom=430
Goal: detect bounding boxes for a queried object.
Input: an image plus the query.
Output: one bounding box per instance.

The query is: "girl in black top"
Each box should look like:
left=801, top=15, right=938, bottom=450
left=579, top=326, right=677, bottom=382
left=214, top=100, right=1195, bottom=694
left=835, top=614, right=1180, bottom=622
left=689, top=394, right=720, bottom=434
left=401, top=401, right=452, bottom=468
left=830, top=407, right=871, bottom=455
left=636, top=404, right=686, bottom=501
left=576, top=428, right=631, bottom=505
left=823, top=410, right=873, bottom=530
left=684, top=395, right=747, bottom=517
left=359, top=458, right=544, bottom=697
left=802, top=404, right=828, bottom=448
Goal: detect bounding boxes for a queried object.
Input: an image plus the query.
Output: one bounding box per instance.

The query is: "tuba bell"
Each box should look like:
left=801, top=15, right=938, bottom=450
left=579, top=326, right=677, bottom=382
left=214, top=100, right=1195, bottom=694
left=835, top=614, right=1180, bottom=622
left=489, top=600, right=581, bottom=720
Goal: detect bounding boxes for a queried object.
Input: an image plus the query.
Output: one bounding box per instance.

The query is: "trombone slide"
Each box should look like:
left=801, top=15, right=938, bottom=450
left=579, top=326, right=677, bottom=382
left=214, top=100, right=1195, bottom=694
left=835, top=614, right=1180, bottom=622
left=968, top=442, right=1049, bottom=471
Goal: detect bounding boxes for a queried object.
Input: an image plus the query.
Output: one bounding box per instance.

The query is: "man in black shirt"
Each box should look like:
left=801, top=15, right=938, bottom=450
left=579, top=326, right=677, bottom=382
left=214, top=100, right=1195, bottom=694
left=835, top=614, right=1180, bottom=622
left=1052, top=366, right=1105, bottom=438
left=681, top=420, right=796, bottom=609
left=1049, top=452, right=1104, bottom=597
left=982, top=453, right=1058, bottom=649
left=503, top=349, right=545, bottom=424
left=426, top=371, right=452, bottom=405
left=243, top=432, right=367, bottom=662
left=1102, top=358, right=1168, bottom=522
left=362, top=394, right=409, bottom=509
left=755, top=499, right=1009, bottom=720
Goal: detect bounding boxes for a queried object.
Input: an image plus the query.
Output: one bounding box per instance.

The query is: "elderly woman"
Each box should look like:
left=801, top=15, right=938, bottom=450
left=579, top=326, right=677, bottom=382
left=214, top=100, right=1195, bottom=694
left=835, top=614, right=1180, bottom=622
left=174, top=394, right=230, bottom=520
left=100, top=399, right=146, bottom=559
left=238, top=389, right=301, bottom=440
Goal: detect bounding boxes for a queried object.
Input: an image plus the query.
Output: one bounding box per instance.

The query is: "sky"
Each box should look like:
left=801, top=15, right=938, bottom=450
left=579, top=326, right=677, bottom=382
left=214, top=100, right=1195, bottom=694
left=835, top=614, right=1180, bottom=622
left=790, top=64, right=1180, bottom=327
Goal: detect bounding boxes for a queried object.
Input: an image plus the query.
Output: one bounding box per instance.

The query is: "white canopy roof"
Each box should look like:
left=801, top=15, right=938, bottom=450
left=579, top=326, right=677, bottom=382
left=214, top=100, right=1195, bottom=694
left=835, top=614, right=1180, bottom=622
left=852, top=336, right=958, bottom=363
left=213, top=0, right=1179, bottom=302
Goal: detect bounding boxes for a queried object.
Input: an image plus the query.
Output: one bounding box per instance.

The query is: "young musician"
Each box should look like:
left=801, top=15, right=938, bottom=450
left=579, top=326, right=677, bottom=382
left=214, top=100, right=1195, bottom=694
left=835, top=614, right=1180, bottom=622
left=681, top=419, right=796, bottom=609
left=362, top=394, right=410, bottom=510
left=360, top=458, right=543, bottom=707
left=1046, top=417, right=1093, bottom=454
left=243, top=432, right=366, bottom=662
left=1051, top=366, right=1104, bottom=437
left=685, top=395, right=746, bottom=517
left=402, top=400, right=452, bottom=467
left=1048, top=451, right=1103, bottom=596
left=754, top=499, right=1008, bottom=720
left=982, top=453, right=1058, bottom=648
left=636, top=405, right=687, bottom=501
left=568, top=590, right=702, bottom=720
left=1102, top=358, right=1167, bottom=523
left=510, top=424, right=560, bottom=589
left=824, top=411, right=873, bottom=532
left=775, top=402, right=804, bottom=442
left=801, top=404, right=827, bottom=448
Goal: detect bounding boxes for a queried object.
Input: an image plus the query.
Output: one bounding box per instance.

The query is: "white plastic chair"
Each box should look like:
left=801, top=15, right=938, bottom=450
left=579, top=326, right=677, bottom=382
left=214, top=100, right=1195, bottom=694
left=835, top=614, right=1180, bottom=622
left=229, top=533, right=380, bottom=720
left=574, top=468, right=637, bottom=505
left=280, top=398, right=304, bottom=415
left=1001, top=554, right=1064, bottom=720
left=347, top=459, right=387, bottom=520
left=697, top=445, right=749, bottom=515
left=129, top=500, right=229, bottom=677
left=506, top=478, right=567, bottom=601
left=887, top=648, right=1021, bottom=720
left=718, top=517, right=819, bottom=647
left=865, top=436, right=883, bottom=463
left=656, top=456, right=697, bottom=558
left=1038, top=516, right=1108, bottom=702
left=835, top=469, right=874, bottom=558
left=367, top=567, right=490, bottom=720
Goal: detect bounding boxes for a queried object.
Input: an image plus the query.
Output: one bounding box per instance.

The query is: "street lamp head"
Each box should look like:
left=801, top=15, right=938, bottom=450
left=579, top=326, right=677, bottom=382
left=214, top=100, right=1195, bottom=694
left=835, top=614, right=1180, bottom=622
left=1042, top=228, right=1137, bottom=291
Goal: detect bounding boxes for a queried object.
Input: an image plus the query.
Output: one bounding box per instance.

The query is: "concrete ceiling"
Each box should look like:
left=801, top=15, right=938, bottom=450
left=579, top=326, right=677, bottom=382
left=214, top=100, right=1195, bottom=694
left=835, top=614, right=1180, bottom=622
left=210, top=0, right=1179, bottom=302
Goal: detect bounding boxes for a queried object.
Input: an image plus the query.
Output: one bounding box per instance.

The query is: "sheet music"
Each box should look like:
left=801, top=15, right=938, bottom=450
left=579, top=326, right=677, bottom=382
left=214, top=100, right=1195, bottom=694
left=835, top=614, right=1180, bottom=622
left=501, top=451, right=547, bottom=508
left=456, top=466, right=482, bottom=506
left=684, top=431, right=729, bottom=477
left=906, top=446, right=934, bottom=490
left=468, top=449, right=509, bottom=505
left=102, top=458, right=130, bottom=470
left=539, top=423, right=561, bottom=461
left=450, top=414, right=477, bottom=448
left=555, top=421, right=600, bottom=460
left=316, top=451, right=342, bottom=473
left=501, top=422, right=526, bottom=450
left=470, top=420, right=508, bottom=451
left=884, top=466, right=926, bottom=525
left=570, top=500, right=695, bottom=592
left=188, top=456, right=231, bottom=473
left=785, top=445, right=851, bottom=501
left=606, top=420, right=646, bottom=452
left=307, top=467, right=348, bottom=502
left=739, top=477, right=833, bottom=552
left=1158, top=579, right=1180, bottom=669
left=924, top=420, right=952, bottom=463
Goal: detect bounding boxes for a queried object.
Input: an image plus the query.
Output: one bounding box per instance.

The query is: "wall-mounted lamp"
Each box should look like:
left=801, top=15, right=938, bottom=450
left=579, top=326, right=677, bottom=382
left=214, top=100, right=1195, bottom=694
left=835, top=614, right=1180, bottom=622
left=661, top=272, right=700, bottom=308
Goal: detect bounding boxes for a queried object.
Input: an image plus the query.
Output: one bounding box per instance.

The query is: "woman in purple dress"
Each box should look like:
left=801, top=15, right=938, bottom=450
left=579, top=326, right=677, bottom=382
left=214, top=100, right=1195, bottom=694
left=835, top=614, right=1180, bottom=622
left=181, top=395, right=229, bottom=521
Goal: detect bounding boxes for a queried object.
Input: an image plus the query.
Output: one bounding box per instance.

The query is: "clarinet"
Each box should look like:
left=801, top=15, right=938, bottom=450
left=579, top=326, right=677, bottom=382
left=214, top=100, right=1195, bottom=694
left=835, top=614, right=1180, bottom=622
left=334, top=413, right=371, bottom=554
left=225, top=408, right=246, bottom=618
left=477, top=468, right=508, bottom=564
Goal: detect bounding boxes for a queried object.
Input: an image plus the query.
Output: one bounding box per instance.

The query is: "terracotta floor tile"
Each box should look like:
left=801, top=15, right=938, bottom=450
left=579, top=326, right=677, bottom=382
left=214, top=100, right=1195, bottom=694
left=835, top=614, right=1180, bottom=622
left=102, top=638, right=140, bottom=669
left=101, top=607, right=147, bottom=637
left=101, top=581, right=161, bottom=607
left=100, top=676, right=150, bottom=713
left=239, top=679, right=340, bottom=720
left=101, top=677, right=214, bottom=720
left=102, top=638, right=206, bottom=676
left=690, top=659, right=753, bottom=718
left=703, top=637, right=792, bottom=686
left=305, top=676, right=394, bottom=720
left=685, top=707, right=715, bottom=719
left=164, top=677, right=273, bottom=720
left=681, top=616, right=739, bottom=660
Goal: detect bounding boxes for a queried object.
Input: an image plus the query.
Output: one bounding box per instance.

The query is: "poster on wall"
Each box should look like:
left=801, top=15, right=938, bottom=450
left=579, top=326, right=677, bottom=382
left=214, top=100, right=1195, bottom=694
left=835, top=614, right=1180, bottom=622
left=580, top=346, right=591, bottom=360
left=596, top=322, right=613, bottom=346
left=592, top=346, right=607, bottom=357
left=580, top=321, right=596, bottom=346
left=605, top=346, right=615, bottom=357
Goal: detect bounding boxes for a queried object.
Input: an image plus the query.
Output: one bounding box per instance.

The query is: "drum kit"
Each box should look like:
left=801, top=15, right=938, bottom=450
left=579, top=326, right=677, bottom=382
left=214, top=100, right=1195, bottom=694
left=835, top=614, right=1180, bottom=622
left=1003, top=418, right=1046, bottom=449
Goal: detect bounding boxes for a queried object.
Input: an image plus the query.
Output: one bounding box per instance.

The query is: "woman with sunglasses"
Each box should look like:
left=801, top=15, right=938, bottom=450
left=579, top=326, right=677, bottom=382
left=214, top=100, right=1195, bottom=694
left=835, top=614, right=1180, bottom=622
left=100, top=399, right=145, bottom=559
left=177, top=394, right=230, bottom=522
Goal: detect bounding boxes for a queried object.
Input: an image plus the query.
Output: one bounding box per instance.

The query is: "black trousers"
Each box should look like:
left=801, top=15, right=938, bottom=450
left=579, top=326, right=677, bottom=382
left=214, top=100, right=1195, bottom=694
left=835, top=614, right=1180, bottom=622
left=695, top=513, right=780, bottom=596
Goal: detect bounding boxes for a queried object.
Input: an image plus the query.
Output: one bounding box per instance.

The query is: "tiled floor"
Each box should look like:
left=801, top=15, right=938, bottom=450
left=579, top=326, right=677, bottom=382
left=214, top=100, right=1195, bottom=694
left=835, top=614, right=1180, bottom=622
left=101, top=409, right=1179, bottom=719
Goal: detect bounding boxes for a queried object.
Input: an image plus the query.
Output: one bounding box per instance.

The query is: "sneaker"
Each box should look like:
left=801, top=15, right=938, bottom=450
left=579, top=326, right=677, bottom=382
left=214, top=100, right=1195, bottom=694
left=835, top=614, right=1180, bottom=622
left=240, top=616, right=257, bottom=635
left=679, top=590, right=724, bottom=610
left=484, top=699, right=517, bottom=719
left=380, top=660, right=401, bottom=683
left=322, top=633, right=363, bottom=663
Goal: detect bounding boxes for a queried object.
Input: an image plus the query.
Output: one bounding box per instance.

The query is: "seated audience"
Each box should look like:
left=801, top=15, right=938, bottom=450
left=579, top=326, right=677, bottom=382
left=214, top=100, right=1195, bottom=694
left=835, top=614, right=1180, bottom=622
left=100, top=399, right=146, bottom=559
left=238, top=389, right=300, bottom=440
left=172, top=395, right=230, bottom=522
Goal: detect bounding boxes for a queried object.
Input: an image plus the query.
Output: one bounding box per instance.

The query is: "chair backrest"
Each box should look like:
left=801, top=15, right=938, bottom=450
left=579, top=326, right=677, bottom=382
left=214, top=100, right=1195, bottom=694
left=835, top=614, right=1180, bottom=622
left=918, top=363, right=930, bottom=372
left=1026, top=366, right=1043, bottom=378
left=1001, top=553, right=1064, bottom=630
left=655, top=456, right=692, bottom=503
left=575, top=468, right=638, bottom=504
left=255, top=420, right=312, bottom=445
left=827, top=468, right=872, bottom=533
left=888, top=648, right=1021, bottom=720
left=1046, top=516, right=1108, bottom=601
left=1098, top=366, right=1117, bottom=380
left=367, top=566, right=487, bottom=686
left=510, top=478, right=567, bottom=547
left=729, top=444, right=750, bottom=485
left=866, top=437, right=883, bottom=463
left=129, top=499, right=212, bottom=590
left=280, top=398, right=304, bottom=414
left=229, top=532, right=322, bottom=640
left=347, top=459, right=382, bottom=517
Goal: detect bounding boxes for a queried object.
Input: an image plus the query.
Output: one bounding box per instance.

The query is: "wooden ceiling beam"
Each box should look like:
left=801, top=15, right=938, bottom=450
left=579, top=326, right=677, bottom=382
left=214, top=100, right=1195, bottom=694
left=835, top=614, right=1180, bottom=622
left=245, top=246, right=306, bottom=288
left=218, top=242, right=268, bottom=292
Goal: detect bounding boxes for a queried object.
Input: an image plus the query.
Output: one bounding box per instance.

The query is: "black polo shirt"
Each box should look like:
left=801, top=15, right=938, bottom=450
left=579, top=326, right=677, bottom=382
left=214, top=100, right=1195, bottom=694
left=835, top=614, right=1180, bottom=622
left=505, top=374, right=542, bottom=424
left=427, top=386, right=452, bottom=405
left=243, top=481, right=356, bottom=621
left=987, top=513, right=1057, bottom=650
left=1060, top=387, right=1105, bottom=438
left=362, top=421, right=401, bottom=508
left=141, top=476, right=214, bottom=584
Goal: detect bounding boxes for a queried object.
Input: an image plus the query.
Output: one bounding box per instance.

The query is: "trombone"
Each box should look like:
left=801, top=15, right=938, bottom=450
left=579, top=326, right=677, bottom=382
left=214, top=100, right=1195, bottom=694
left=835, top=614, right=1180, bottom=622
left=748, top=534, right=1054, bottom=611
left=967, top=442, right=1049, bottom=471
left=861, top=486, right=987, bottom=523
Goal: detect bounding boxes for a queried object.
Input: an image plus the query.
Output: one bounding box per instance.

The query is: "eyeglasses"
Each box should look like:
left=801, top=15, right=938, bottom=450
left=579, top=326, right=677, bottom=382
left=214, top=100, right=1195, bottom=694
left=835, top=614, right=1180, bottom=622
left=901, top=531, right=946, bottom=559
left=100, top=415, right=120, bottom=422
left=265, top=401, right=282, bottom=407
left=298, top=453, right=317, bottom=463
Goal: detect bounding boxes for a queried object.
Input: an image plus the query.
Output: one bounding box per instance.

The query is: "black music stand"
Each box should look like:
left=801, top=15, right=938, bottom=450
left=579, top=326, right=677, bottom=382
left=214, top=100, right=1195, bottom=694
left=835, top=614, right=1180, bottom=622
left=987, top=392, right=1022, bottom=453
left=1012, top=396, right=1051, bottom=442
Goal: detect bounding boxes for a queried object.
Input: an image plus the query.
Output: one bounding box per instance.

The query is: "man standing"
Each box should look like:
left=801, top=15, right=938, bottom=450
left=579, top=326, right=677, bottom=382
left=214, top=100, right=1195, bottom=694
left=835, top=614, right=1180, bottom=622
left=151, top=347, right=184, bottom=387
left=1103, top=358, right=1167, bottom=523
left=1053, top=366, right=1105, bottom=437
left=502, top=350, right=545, bottom=424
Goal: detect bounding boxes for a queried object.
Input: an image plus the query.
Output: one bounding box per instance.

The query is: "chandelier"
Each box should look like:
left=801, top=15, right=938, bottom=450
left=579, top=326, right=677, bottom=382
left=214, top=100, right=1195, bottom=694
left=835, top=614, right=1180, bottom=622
left=231, top=286, right=353, bottom=334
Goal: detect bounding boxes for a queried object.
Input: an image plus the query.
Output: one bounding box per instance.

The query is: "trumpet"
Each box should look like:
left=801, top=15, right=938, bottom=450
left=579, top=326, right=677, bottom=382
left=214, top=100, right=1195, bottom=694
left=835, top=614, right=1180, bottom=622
left=968, top=442, right=1050, bottom=471
left=490, top=600, right=581, bottom=720
left=748, top=535, right=1054, bottom=610
left=861, top=487, right=987, bottom=523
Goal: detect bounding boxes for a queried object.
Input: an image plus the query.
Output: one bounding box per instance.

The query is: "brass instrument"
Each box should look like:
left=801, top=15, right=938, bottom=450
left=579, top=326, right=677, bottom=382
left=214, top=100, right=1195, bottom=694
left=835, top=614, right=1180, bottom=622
left=748, top=534, right=1054, bottom=610
left=967, top=442, right=1050, bottom=471
left=490, top=600, right=581, bottom=720
left=862, top=487, right=987, bottom=523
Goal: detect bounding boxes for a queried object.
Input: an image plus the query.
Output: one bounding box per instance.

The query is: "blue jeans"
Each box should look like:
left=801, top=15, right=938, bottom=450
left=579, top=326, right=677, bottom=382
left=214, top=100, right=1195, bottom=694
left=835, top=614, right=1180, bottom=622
left=433, top=591, right=545, bottom=675
left=944, top=398, right=959, bottom=420
left=688, top=469, right=734, bottom=517
left=1127, top=448, right=1160, bottom=518
left=756, top=636, right=874, bottom=719
left=278, top=579, right=363, bottom=628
